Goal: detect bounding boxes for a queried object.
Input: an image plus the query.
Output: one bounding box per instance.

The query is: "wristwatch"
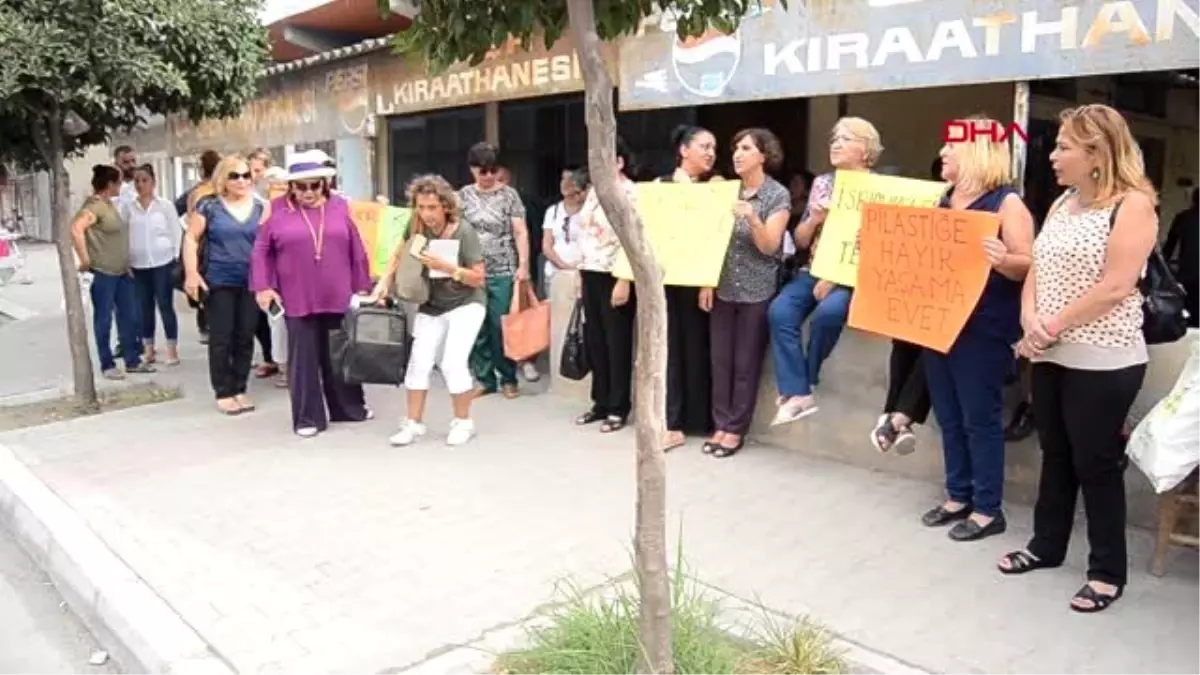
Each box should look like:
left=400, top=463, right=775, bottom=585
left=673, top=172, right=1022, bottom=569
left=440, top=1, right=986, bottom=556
left=452, top=268, right=464, bottom=283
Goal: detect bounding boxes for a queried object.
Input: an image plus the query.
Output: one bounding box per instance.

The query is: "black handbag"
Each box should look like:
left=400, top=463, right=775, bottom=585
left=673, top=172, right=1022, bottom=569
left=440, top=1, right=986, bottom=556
left=1109, top=201, right=1188, bottom=345
left=330, top=304, right=411, bottom=386
left=559, top=299, right=590, bottom=381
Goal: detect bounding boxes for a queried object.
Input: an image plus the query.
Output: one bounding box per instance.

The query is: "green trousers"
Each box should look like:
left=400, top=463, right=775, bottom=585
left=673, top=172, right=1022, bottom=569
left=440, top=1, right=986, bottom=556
left=469, top=274, right=517, bottom=391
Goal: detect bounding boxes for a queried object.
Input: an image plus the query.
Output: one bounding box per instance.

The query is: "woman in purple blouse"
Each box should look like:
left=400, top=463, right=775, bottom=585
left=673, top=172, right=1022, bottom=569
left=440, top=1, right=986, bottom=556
left=250, top=151, right=374, bottom=438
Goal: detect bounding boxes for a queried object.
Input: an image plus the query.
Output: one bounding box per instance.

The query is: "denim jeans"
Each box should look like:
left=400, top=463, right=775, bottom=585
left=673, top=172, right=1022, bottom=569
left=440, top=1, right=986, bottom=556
left=90, top=271, right=141, bottom=371
left=923, top=329, right=1012, bottom=517
left=133, top=264, right=179, bottom=344
left=767, top=269, right=852, bottom=397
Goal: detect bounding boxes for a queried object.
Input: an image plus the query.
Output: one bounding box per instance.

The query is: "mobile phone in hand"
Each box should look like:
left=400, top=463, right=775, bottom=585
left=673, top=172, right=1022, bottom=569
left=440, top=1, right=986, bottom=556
left=408, top=233, right=429, bottom=257
left=267, top=299, right=285, bottom=321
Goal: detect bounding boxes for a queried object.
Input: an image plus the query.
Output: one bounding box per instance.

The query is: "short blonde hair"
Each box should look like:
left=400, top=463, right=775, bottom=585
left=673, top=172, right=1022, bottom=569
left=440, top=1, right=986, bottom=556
left=832, top=117, right=884, bottom=168
left=948, top=116, right=1012, bottom=194
left=247, top=148, right=272, bottom=166
left=211, top=154, right=248, bottom=197
left=1058, top=104, right=1157, bottom=207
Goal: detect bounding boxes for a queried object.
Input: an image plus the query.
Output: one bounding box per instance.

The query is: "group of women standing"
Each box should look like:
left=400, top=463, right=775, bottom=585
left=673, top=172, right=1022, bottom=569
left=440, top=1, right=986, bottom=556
left=70, top=162, right=181, bottom=380
left=573, top=124, right=798, bottom=457
left=569, top=103, right=1160, bottom=614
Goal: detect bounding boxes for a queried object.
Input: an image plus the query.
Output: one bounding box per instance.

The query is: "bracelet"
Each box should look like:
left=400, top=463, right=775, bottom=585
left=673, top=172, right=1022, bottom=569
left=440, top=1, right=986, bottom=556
left=452, top=268, right=464, bottom=283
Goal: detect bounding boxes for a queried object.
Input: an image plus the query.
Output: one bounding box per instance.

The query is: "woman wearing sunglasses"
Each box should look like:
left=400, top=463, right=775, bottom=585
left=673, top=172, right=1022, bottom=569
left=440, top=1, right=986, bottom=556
left=459, top=142, right=530, bottom=399
left=540, top=166, right=588, bottom=294
left=184, top=154, right=271, bottom=416
left=251, top=150, right=374, bottom=437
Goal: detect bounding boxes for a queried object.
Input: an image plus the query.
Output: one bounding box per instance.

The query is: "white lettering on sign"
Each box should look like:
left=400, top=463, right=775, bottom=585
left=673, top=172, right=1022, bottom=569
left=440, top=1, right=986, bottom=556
left=761, top=0, right=1198, bottom=76
left=376, top=53, right=581, bottom=114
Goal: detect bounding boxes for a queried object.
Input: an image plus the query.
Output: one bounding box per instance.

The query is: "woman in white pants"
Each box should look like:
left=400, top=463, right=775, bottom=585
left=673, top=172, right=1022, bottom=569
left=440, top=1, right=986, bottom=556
left=370, top=175, right=487, bottom=446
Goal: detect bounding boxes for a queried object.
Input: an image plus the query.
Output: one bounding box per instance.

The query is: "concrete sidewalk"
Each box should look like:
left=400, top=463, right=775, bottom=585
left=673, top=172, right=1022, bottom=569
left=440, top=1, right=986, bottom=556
left=0, top=356, right=1195, bottom=674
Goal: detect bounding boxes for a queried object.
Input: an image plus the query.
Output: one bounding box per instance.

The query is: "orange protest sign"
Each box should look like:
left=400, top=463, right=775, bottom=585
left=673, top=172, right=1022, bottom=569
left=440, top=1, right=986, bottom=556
left=848, top=203, right=999, bottom=354
left=348, top=201, right=383, bottom=266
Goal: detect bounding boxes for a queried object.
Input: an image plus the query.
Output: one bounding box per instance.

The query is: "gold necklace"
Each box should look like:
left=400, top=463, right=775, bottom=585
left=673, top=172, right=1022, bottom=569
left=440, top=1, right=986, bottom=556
left=299, top=203, right=326, bottom=261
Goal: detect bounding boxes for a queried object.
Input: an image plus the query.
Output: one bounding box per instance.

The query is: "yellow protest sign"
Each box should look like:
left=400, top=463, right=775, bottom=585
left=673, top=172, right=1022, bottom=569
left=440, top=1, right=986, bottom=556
left=809, top=171, right=948, bottom=288
left=612, top=181, right=741, bottom=287
left=373, top=207, right=411, bottom=276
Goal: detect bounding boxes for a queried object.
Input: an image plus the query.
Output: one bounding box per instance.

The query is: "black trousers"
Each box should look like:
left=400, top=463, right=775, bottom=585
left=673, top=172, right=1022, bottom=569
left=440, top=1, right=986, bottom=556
left=286, top=314, right=367, bottom=431
left=580, top=270, right=635, bottom=419
left=1028, top=361, right=1146, bottom=587
left=206, top=286, right=259, bottom=399
left=710, top=297, right=770, bottom=435
left=883, top=339, right=931, bottom=425
left=256, top=309, right=275, bottom=363
left=666, top=285, right=712, bottom=434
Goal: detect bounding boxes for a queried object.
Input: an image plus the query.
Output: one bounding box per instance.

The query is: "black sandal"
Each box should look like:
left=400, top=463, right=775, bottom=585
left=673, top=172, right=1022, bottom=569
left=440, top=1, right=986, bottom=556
left=575, top=410, right=604, bottom=426
left=712, top=438, right=745, bottom=458
left=872, top=415, right=898, bottom=453
left=1070, top=583, right=1124, bottom=613
left=600, top=416, right=626, bottom=433
left=701, top=441, right=718, bottom=454
left=997, top=550, right=1055, bottom=575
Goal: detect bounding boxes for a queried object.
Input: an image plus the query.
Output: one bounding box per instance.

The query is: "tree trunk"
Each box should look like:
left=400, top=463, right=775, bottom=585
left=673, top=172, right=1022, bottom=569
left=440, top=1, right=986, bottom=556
left=44, top=110, right=98, bottom=410
left=564, top=1, right=672, bottom=673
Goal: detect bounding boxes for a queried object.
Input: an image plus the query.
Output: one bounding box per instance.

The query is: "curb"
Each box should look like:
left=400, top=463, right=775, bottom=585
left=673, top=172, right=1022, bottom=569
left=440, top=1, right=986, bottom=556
left=0, top=444, right=234, bottom=674
left=390, top=577, right=932, bottom=675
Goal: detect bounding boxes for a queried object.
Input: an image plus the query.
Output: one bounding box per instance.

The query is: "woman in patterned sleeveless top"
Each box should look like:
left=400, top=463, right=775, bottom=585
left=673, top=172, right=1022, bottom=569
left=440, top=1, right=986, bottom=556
left=920, top=118, right=1035, bottom=543
left=999, top=105, right=1159, bottom=614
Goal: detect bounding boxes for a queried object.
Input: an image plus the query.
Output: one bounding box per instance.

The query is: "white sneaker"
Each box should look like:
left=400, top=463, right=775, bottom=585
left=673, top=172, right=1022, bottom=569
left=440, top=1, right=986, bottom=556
left=446, top=418, right=476, bottom=446
left=389, top=419, right=426, bottom=446
left=521, top=361, right=541, bottom=382
left=296, top=426, right=320, bottom=438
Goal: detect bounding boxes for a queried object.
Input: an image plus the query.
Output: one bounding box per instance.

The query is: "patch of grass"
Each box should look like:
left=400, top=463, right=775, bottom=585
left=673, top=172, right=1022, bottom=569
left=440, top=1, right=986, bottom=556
left=0, top=383, right=182, bottom=432
left=737, top=610, right=847, bottom=675
left=495, top=560, right=845, bottom=675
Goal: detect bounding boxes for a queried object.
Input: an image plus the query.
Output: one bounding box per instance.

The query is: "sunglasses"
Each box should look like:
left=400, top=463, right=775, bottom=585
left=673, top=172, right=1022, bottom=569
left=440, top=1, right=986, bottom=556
left=293, top=181, right=324, bottom=193
left=474, top=166, right=498, bottom=176
left=227, top=171, right=252, bottom=181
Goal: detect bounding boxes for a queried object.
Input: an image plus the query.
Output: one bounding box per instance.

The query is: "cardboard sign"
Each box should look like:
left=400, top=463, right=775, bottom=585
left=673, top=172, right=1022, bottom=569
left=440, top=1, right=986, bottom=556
left=809, top=171, right=948, bottom=287
left=848, top=203, right=999, bottom=354
left=348, top=201, right=412, bottom=277
left=611, top=181, right=741, bottom=287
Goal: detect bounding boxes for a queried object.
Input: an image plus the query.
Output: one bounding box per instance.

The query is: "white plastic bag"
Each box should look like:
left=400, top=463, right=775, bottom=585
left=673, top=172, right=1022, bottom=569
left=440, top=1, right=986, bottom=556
left=1128, top=341, right=1200, bottom=493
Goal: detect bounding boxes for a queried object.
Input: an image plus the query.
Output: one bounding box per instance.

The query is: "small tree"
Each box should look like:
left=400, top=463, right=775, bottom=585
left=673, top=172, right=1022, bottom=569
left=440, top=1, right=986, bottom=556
left=382, top=1, right=763, bottom=671
left=0, top=0, right=269, bottom=409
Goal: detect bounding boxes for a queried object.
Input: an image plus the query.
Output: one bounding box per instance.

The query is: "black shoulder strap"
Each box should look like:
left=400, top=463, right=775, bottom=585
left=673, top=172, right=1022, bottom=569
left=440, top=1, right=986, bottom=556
left=1108, top=197, right=1126, bottom=232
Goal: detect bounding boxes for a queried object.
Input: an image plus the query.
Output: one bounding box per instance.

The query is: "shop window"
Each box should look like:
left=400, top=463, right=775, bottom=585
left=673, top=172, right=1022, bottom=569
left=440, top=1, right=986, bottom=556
left=1030, top=78, right=1077, bottom=102
left=1112, top=75, right=1168, bottom=118
left=1137, top=135, right=1166, bottom=193
left=617, top=106, right=696, bottom=181
left=388, top=106, right=485, bottom=197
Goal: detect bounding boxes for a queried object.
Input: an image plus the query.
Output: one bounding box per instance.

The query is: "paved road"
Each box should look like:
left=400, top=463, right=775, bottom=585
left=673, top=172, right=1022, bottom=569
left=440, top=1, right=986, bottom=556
left=0, top=528, right=120, bottom=674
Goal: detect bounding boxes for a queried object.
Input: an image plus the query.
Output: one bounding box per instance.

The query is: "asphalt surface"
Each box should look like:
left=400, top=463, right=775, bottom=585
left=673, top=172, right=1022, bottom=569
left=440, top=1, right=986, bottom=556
left=0, top=527, right=120, bottom=674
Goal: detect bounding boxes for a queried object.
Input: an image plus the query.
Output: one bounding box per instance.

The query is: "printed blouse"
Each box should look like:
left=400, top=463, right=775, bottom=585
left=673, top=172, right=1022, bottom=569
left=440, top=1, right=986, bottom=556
left=1033, top=191, right=1147, bottom=370
left=458, top=184, right=526, bottom=277
left=577, top=177, right=637, bottom=274
left=716, top=175, right=791, bottom=303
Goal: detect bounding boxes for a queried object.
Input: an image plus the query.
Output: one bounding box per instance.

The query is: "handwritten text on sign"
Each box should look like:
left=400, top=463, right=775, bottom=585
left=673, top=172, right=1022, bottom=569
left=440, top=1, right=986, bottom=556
left=611, top=181, right=740, bottom=287
left=809, top=171, right=948, bottom=288
left=347, top=201, right=412, bottom=278
left=848, top=203, right=998, bottom=354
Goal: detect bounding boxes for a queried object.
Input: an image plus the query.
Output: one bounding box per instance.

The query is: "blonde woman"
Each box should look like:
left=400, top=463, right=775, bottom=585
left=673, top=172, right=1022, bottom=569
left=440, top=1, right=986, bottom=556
left=371, top=175, right=487, bottom=447
left=769, top=117, right=881, bottom=424
left=919, top=117, right=1035, bottom=542
left=184, top=154, right=272, bottom=415
left=999, top=105, right=1158, bottom=613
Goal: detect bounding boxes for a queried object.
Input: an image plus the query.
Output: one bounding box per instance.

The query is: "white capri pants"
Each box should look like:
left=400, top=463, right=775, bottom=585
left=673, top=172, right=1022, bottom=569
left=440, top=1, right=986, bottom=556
left=404, top=302, right=486, bottom=394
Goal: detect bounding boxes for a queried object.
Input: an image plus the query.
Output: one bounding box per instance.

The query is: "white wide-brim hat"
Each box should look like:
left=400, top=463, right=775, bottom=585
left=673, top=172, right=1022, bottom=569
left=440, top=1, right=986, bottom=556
left=285, top=149, right=337, bottom=181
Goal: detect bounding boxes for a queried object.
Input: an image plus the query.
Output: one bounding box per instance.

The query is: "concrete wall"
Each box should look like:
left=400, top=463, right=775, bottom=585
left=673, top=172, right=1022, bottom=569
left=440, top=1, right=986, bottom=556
left=547, top=271, right=1196, bottom=531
